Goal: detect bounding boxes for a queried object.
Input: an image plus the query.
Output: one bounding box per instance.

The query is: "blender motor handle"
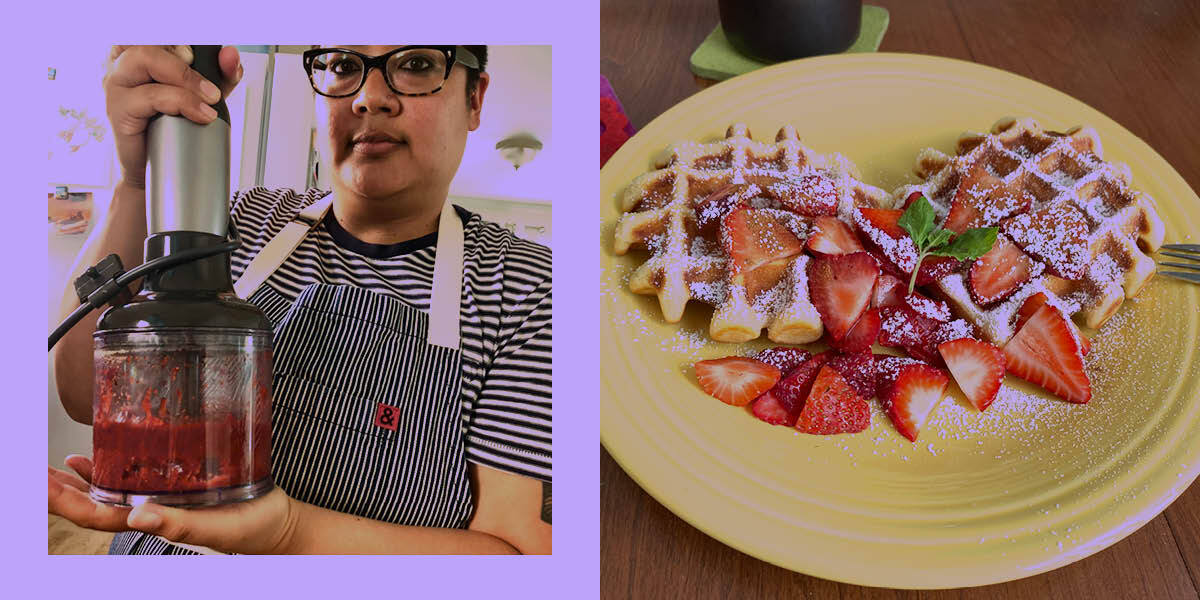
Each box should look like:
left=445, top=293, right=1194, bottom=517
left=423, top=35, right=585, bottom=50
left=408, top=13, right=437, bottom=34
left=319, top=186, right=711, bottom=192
left=190, top=45, right=229, bottom=124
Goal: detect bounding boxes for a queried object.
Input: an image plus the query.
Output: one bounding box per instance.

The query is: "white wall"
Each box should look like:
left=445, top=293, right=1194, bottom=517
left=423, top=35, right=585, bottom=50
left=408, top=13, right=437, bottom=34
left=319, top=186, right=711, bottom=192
left=262, top=53, right=315, bottom=192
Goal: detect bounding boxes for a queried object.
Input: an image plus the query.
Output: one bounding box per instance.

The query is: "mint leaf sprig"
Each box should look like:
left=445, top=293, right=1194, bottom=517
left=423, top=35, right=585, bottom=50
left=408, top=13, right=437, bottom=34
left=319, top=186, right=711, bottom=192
left=897, top=195, right=998, bottom=293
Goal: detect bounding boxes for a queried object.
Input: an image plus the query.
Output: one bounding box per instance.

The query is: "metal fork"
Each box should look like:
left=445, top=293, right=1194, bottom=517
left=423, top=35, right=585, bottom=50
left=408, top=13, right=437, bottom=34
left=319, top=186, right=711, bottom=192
left=1158, top=244, right=1200, bottom=284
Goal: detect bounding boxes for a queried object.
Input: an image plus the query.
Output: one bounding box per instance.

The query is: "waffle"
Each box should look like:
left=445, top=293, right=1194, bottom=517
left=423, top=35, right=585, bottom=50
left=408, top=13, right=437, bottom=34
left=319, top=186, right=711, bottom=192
left=891, top=117, right=1165, bottom=345
left=613, top=124, right=888, bottom=343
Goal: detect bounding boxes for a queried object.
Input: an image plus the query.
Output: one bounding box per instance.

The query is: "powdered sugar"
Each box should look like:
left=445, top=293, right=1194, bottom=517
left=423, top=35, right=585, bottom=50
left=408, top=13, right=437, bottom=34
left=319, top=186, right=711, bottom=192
left=934, top=318, right=977, bottom=344
left=928, top=384, right=1067, bottom=439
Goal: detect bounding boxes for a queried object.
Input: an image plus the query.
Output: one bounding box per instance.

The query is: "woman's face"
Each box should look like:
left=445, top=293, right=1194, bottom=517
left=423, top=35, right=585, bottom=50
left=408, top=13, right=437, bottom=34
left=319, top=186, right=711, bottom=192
left=314, top=45, right=487, bottom=203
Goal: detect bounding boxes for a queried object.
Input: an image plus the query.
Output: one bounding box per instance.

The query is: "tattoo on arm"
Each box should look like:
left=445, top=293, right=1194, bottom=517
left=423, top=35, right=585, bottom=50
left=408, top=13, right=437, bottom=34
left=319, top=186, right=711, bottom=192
left=541, top=481, right=551, bottom=524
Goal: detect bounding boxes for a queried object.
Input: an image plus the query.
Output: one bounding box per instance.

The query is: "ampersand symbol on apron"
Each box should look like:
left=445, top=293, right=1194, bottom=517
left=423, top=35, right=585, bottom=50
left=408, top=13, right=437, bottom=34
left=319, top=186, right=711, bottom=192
left=374, top=403, right=400, bottom=431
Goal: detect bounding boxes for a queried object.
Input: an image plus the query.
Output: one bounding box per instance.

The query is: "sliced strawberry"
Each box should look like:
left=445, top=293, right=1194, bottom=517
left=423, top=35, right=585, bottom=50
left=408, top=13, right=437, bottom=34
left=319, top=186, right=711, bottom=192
left=878, top=305, right=942, bottom=365
left=807, top=215, right=864, bottom=256
left=725, top=208, right=806, bottom=274
left=795, top=366, right=870, bottom=435
left=771, top=352, right=830, bottom=418
left=938, top=338, right=1006, bottom=411
left=943, top=197, right=983, bottom=235
left=904, top=292, right=951, bottom=322
left=1002, top=303, right=1091, bottom=403
left=1002, top=203, right=1090, bottom=280
left=695, top=357, right=781, bottom=407
left=750, top=390, right=794, bottom=425
left=969, top=235, right=1036, bottom=306
left=874, top=355, right=928, bottom=401
left=1014, top=291, right=1048, bottom=332
left=857, top=207, right=907, bottom=238
left=1016, top=293, right=1090, bottom=356
left=771, top=172, right=839, bottom=217
left=807, top=252, right=879, bottom=341
left=942, top=172, right=1029, bottom=234
left=872, top=273, right=907, bottom=308
left=751, top=347, right=811, bottom=375
left=884, top=363, right=949, bottom=442
left=824, top=351, right=876, bottom=400
left=830, top=308, right=881, bottom=353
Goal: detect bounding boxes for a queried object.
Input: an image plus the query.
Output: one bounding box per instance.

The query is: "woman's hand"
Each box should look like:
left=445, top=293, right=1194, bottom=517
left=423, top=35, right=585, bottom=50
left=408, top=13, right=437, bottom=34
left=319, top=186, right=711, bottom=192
left=48, top=455, right=298, bottom=554
left=102, top=45, right=243, bottom=188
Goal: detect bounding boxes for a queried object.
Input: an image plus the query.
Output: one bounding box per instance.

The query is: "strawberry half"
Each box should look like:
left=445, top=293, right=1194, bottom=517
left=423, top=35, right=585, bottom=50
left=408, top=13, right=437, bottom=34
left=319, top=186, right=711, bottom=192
left=806, top=215, right=864, bottom=256
left=857, top=207, right=907, bottom=238
left=771, top=352, right=831, bottom=418
left=750, top=390, right=793, bottom=425
left=1016, top=292, right=1090, bottom=355
left=1003, top=304, right=1089, bottom=403
left=872, top=273, right=907, bottom=309
left=938, top=338, right=1006, bottom=411
left=969, top=235, right=1036, bottom=306
left=884, top=363, right=950, bottom=442
left=725, top=208, right=806, bottom=275
left=773, top=172, right=839, bottom=217
left=807, top=252, right=879, bottom=341
left=878, top=305, right=943, bottom=365
left=874, top=355, right=928, bottom=401
left=824, top=351, right=876, bottom=401
left=1002, top=303, right=1091, bottom=403
left=795, top=366, right=870, bottom=435
left=942, top=172, right=1029, bottom=234
left=830, top=308, right=881, bottom=353
left=695, top=357, right=781, bottom=407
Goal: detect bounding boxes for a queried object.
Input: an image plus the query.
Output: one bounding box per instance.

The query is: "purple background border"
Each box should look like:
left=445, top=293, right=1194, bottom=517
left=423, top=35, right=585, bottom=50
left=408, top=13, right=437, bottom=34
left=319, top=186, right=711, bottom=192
left=18, top=0, right=598, bottom=596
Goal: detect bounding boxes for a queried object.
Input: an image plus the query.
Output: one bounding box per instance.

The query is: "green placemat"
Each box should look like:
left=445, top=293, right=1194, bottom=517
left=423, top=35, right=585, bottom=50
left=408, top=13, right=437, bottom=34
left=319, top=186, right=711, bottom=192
left=690, top=5, right=890, bottom=82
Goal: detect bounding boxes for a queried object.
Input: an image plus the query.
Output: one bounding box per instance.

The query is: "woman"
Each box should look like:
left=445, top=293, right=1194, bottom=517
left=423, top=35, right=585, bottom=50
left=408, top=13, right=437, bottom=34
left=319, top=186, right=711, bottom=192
left=49, top=44, right=552, bottom=554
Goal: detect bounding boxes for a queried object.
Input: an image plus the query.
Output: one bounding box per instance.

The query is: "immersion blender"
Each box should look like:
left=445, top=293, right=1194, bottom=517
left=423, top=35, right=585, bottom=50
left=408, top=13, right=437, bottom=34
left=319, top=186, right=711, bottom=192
left=53, top=46, right=275, bottom=507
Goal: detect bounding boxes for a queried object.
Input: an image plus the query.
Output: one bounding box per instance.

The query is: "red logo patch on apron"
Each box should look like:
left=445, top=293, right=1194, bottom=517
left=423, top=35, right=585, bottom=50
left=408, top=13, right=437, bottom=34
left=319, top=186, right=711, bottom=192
left=374, top=403, right=400, bottom=431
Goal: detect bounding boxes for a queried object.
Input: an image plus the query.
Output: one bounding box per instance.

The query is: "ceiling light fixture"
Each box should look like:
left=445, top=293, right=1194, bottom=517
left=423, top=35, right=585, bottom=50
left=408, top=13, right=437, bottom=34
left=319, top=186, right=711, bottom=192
left=496, top=133, right=543, bottom=170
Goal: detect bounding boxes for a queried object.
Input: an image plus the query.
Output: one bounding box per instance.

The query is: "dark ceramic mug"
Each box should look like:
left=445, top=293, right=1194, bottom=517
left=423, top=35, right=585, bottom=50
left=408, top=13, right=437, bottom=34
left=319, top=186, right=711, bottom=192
left=719, top=0, right=863, bottom=62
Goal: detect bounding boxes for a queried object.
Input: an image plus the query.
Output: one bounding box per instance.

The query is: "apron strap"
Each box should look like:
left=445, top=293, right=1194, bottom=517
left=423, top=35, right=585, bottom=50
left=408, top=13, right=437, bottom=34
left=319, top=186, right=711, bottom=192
left=233, top=193, right=335, bottom=300
left=232, top=194, right=463, bottom=349
left=428, top=199, right=464, bottom=350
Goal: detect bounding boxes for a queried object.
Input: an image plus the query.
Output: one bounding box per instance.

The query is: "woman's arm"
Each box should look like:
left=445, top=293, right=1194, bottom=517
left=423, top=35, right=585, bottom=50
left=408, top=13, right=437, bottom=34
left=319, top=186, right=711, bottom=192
left=50, top=456, right=551, bottom=555
left=280, top=464, right=550, bottom=554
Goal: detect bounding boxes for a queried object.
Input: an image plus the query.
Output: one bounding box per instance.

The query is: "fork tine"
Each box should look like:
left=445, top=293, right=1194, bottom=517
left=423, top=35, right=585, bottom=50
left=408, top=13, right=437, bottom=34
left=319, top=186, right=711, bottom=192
left=1160, top=271, right=1200, bottom=284
left=1160, top=261, right=1200, bottom=272
left=1162, top=244, right=1200, bottom=253
left=1159, top=250, right=1200, bottom=262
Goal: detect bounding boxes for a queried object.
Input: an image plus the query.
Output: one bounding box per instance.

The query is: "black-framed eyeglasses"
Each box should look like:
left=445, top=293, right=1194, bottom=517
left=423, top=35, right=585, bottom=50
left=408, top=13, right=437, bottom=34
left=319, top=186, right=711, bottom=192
left=302, top=45, right=480, bottom=98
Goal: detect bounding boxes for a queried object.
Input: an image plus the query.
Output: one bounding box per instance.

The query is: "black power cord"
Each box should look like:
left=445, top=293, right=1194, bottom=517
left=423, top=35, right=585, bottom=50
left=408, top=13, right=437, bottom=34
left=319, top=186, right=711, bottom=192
left=48, top=234, right=241, bottom=351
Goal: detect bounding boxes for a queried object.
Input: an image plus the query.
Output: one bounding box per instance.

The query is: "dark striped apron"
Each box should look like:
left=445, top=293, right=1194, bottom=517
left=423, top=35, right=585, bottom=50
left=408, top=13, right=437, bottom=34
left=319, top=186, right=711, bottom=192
left=111, top=198, right=470, bottom=554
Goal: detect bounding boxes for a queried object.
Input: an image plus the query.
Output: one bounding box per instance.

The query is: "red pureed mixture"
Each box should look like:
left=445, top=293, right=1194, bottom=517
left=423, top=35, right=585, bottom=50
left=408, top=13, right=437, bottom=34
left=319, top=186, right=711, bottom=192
left=91, top=351, right=272, bottom=495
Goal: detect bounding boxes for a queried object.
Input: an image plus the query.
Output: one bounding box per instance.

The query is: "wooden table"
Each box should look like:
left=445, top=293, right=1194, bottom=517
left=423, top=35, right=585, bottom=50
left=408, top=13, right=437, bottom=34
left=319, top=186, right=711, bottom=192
left=600, top=0, right=1200, bottom=597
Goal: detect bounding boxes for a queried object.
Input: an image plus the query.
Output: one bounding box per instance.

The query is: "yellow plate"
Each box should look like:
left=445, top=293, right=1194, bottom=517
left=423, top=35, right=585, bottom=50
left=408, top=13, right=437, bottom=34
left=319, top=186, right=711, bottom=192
left=600, top=53, right=1200, bottom=588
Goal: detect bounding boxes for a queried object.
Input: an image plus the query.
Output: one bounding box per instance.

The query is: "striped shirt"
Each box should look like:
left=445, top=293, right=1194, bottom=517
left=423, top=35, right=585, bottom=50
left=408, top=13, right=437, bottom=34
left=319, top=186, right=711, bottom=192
left=230, top=186, right=552, bottom=481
